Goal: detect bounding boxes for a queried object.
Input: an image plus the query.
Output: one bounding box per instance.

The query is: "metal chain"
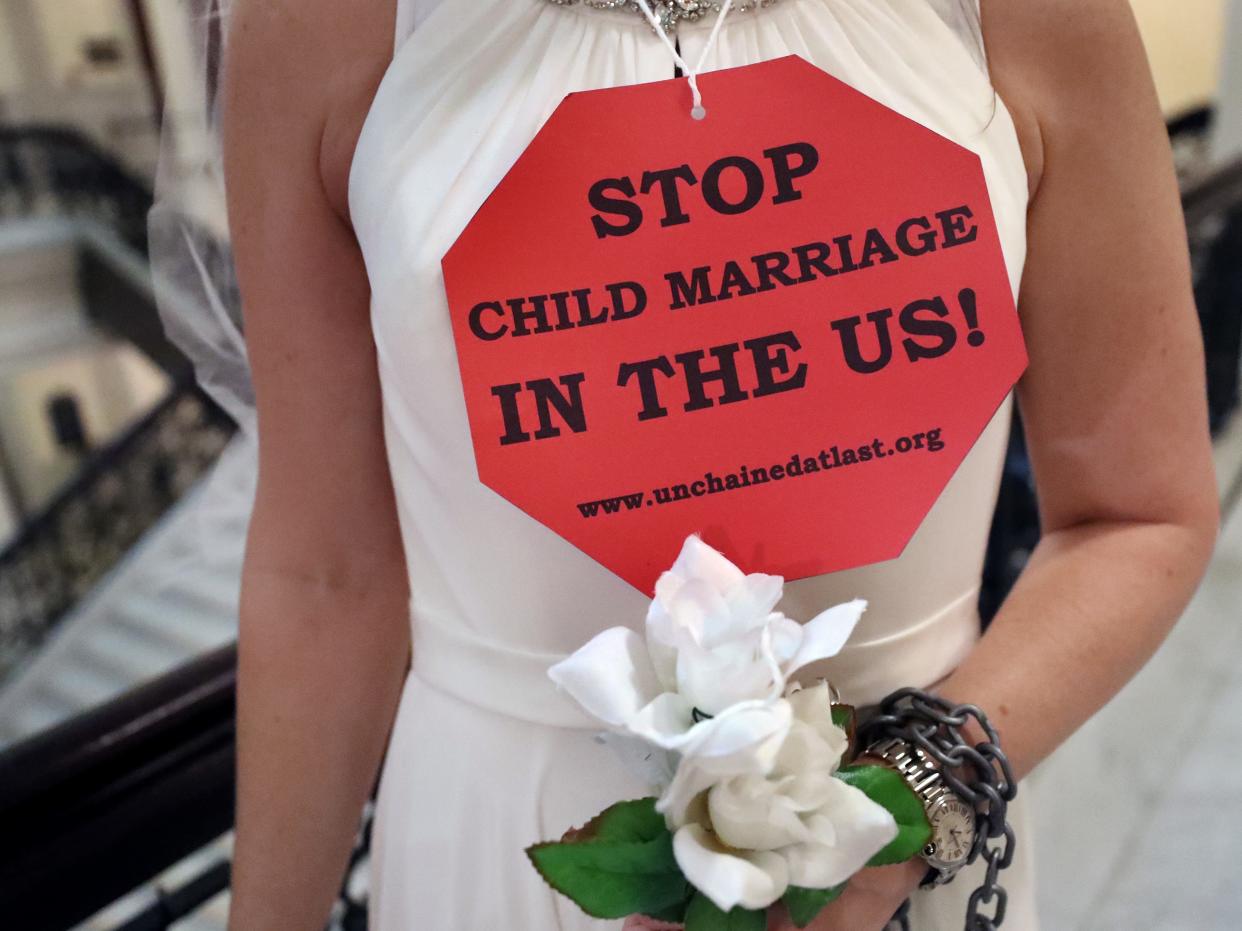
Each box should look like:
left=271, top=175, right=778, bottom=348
left=856, top=688, right=1017, bottom=931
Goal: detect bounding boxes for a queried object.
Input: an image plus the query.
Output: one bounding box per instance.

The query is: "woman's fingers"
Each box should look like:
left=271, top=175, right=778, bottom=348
left=621, top=916, right=684, bottom=931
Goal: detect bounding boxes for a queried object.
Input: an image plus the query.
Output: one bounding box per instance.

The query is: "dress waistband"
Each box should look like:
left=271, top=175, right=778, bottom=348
left=410, top=608, right=602, bottom=729
left=808, top=585, right=983, bottom=707
left=408, top=588, right=982, bottom=729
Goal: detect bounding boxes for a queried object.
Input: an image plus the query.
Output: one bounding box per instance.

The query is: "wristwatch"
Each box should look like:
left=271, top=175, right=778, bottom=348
left=866, top=736, right=977, bottom=886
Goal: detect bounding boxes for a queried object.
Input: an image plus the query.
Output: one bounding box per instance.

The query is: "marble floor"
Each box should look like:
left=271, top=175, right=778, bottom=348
left=1028, top=410, right=1242, bottom=931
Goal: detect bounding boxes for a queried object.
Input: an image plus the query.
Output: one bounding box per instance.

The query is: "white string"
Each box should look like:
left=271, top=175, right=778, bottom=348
left=632, top=0, right=735, bottom=119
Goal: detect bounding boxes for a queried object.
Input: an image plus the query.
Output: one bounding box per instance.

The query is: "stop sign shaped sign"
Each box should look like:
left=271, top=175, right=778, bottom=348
left=442, top=55, right=1027, bottom=593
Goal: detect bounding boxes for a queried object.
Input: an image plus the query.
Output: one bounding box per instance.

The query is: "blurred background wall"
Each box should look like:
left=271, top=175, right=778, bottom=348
left=1133, top=0, right=1226, bottom=116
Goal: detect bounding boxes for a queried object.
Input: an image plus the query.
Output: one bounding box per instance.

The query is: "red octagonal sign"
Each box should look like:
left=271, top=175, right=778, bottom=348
left=442, top=55, right=1027, bottom=593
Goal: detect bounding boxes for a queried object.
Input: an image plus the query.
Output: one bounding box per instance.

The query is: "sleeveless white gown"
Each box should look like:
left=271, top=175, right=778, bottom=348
left=346, top=0, right=1040, bottom=927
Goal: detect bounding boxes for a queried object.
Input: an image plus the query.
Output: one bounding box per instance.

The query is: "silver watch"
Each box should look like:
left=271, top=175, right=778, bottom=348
left=867, top=736, right=976, bottom=885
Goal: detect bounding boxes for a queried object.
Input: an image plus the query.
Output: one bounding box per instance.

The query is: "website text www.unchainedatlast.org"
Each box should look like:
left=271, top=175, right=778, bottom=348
left=575, top=426, right=945, bottom=518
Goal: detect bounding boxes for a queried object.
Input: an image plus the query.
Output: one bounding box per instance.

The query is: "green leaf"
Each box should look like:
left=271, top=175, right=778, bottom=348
left=831, top=703, right=857, bottom=757
left=782, top=883, right=847, bottom=928
left=525, top=798, right=690, bottom=919
left=684, top=892, right=767, bottom=931
left=643, top=897, right=690, bottom=923
left=830, top=703, right=855, bottom=730
left=835, top=765, right=932, bottom=866
left=575, top=795, right=668, bottom=843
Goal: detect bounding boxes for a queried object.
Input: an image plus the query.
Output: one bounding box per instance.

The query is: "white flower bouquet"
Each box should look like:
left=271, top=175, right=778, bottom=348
left=526, top=535, right=932, bottom=929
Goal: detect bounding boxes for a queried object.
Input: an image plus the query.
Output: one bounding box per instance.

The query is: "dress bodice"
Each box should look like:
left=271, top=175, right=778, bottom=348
left=347, top=0, right=1030, bottom=706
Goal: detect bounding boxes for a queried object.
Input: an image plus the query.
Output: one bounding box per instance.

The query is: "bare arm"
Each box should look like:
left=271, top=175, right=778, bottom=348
left=222, top=3, right=408, bottom=929
left=935, top=0, right=1221, bottom=778
left=775, top=1, right=1221, bottom=927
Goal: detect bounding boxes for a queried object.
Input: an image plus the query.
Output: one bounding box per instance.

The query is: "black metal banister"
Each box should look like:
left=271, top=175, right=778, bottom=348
left=0, top=644, right=237, bottom=931
left=0, top=121, right=240, bottom=677
left=0, top=124, right=153, bottom=253
left=0, top=382, right=215, bottom=567
left=0, top=379, right=235, bottom=678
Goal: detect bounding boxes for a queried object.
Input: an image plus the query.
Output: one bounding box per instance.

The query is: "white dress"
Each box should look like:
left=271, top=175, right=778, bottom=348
left=347, top=0, right=1040, bottom=927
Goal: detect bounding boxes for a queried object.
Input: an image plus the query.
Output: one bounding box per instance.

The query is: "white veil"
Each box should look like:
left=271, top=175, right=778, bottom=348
left=146, top=0, right=253, bottom=438
left=139, top=0, right=259, bottom=641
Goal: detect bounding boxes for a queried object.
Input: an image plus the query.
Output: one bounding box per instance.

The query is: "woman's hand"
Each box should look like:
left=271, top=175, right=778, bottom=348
left=622, top=857, right=923, bottom=931
left=766, top=858, right=925, bottom=930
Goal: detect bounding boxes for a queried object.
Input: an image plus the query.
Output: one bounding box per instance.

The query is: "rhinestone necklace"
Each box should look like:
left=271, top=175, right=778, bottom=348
left=542, top=0, right=784, bottom=34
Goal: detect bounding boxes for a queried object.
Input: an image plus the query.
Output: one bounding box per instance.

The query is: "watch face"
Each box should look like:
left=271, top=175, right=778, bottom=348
left=927, top=797, right=975, bottom=867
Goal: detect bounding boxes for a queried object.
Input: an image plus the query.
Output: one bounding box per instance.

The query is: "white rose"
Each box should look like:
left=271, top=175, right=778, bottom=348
left=548, top=534, right=867, bottom=774
left=665, top=681, right=898, bottom=913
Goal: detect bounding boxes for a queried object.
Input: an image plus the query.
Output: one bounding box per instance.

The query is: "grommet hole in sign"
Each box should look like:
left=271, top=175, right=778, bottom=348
left=634, top=0, right=734, bottom=120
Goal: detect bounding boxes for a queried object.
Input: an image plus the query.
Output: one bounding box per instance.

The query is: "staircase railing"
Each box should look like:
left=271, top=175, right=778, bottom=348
left=0, top=643, right=237, bottom=931
left=0, top=381, right=235, bottom=680
left=0, top=123, right=239, bottom=678
left=0, top=125, right=154, bottom=254
left=0, top=641, right=371, bottom=931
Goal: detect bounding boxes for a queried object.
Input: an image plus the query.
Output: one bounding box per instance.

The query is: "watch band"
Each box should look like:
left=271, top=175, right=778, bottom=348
left=866, top=736, right=966, bottom=886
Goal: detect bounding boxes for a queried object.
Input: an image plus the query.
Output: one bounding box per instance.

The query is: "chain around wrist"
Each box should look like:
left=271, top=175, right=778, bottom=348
left=857, top=688, right=1016, bottom=931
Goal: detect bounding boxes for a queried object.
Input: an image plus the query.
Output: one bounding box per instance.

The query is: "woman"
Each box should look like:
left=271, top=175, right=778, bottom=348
left=212, top=0, right=1220, bottom=928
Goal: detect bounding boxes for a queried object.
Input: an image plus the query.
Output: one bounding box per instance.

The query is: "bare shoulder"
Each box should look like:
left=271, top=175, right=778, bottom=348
left=224, top=0, right=395, bottom=223
left=980, top=0, right=1164, bottom=199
